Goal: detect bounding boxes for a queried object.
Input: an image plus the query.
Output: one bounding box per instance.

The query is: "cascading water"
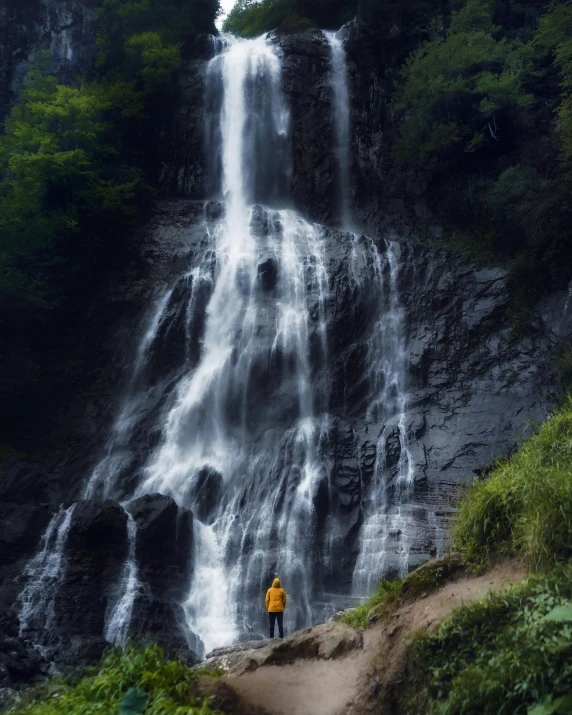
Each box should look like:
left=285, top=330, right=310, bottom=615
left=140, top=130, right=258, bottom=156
left=352, top=241, right=415, bottom=591
left=18, top=504, right=76, bottom=637
left=324, top=30, right=351, bottom=228
left=104, top=512, right=139, bottom=646
left=17, top=28, right=428, bottom=656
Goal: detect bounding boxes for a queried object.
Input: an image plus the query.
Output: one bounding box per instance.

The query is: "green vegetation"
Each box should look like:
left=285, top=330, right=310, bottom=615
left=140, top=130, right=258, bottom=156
left=0, top=60, right=144, bottom=317
left=0, top=0, right=219, bottom=442
left=342, top=556, right=464, bottom=628
left=7, top=645, right=220, bottom=715
left=341, top=578, right=403, bottom=628
left=453, top=399, right=572, bottom=571
left=393, top=0, right=572, bottom=319
left=223, top=0, right=358, bottom=36
left=409, top=565, right=572, bottom=715
left=404, top=399, right=572, bottom=713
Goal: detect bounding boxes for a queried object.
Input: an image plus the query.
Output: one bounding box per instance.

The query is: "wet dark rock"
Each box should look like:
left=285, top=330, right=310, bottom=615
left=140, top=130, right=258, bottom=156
left=67, top=500, right=128, bottom=555
left=159, top=58, right=207, bottom=197
left=205, top=200, right=224, bottom=221
left=385, top=427, right=402, bottom=476
left=128, top=494, right=193, bottom=591
left=0, top=461, right=54, bottom=505
left=147, top=274, right=194, bottom=381
left=275, top=30, right=337, bottom=224
left=186, top=468, right=223, bottom=524
left=330, top=420, right=361, bottom=510
left=250, top=205, right=270, bottom=237
left=0, top=612, right=47, bottom=689
left=49, top=500, right=128, bottom=656
left=257, top=257, right=279, bottom=292
left=127, top=494, right=195, bottom=656
left=0, top=503, right=53, bottom=566
left=1, top=0, right=98, bottom=124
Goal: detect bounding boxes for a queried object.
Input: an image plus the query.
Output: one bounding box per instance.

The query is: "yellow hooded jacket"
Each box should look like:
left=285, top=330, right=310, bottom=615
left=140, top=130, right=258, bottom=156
left=265, top=578, right=287, bottom=613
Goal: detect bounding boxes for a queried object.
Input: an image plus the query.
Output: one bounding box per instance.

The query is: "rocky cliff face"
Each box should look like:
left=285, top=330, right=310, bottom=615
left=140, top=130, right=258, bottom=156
left=1, top=192, right=569, bottom=669
left=162, top=24, right=431, bottom=234
left=0, top=0, right=97, bottom=122
left=1, top=18, right=571, bottom=676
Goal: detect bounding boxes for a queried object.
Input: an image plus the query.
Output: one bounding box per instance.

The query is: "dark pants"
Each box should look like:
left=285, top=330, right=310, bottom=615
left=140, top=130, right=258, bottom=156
left=269, top=612, right=284, bottom=639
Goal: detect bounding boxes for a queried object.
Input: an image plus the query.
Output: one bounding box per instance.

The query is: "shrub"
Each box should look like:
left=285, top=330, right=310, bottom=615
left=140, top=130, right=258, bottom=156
left=410, top=564, right=572, bottom=715
left=7, top=645, right=220, bottom=715
left=453, top=401, right=572, bottom=571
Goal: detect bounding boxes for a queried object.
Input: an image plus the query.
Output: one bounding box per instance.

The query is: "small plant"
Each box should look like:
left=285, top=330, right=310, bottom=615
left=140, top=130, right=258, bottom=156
left=341, top=578, right=403, bottom=628
left=557, top=345, right=572, bottom=395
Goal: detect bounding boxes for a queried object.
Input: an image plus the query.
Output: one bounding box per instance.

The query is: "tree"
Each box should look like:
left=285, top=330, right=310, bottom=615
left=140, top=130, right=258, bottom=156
left=393, top=0, right=534, bottom=171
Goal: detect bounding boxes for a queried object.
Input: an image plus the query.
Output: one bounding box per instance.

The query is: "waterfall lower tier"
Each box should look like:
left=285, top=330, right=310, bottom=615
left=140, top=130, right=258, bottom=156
left=66, top=205, right=417, bottom=653
left=104, top=512, right=139, bottom=646
left=18, top=504, right=76, bottom=639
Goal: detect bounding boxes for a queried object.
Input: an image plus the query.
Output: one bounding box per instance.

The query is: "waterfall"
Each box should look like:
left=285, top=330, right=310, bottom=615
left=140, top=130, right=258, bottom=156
left=352, top=240, right=414, bottom=590
left=17, top=28, right=423, bottom=654
left=18, top=504, right=76, bottom=637
left=324, top=30, right=351, bottom=228
left=84, top=285, right=175, bottom=502
left=104, top=512, right=139, bottom=646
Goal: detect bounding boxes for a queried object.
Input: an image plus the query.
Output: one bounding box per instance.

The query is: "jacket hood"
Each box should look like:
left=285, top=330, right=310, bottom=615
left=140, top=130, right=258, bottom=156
left=272, top=578, right=281, bottom=588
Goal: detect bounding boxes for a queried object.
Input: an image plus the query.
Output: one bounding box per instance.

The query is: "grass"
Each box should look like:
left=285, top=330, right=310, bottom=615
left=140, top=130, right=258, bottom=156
left=341, top=579, right=403, bottom=628
left=341, top=555, right=464, bottom=629
left=453, top=400, right=572, bottom=571
left=401, top=401, right=572, bottom=713
left=407, top=564, right=572, bottom=715
left=6, top=645, right=221, bottom=715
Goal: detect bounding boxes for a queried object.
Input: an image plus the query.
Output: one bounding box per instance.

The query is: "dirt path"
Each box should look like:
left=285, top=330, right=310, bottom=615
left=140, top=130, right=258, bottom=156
left=224, top=560, right=525, bottom=715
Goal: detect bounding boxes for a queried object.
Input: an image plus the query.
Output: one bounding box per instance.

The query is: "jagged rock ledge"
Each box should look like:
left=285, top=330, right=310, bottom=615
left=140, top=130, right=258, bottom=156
left=201, top=622, right=363, bottom=676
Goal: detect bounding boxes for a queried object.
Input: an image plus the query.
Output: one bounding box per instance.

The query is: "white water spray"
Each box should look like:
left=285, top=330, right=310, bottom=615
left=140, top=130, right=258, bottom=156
left=17, top=28, right=422, bottom=654
left=353, top=240, right=414, bottom=591
left=18, top=504, right=76, bottom=635
left=324, top=30, right=351, bottom=227
left=104, top=512, right=139, bottom=646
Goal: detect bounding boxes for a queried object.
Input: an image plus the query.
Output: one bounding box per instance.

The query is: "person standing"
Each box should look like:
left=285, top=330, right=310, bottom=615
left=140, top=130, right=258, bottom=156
left=265, top=577, right=287, bottom=639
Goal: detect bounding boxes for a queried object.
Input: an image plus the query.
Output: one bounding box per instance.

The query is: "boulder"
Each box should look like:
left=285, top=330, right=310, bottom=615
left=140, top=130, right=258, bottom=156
left=220, top=622, right=363, bottom=676
left=250, top=205, right=270, bottom=237
left=205, top=200, right=225, bottom=222
left=47, top=500, right=128, bottom=658
left=127, top=494, right=195, bottom=656
left=202, top=640, right=269, bottom=672
left=186, top=468, right=223, bottom=524
left=257, top=257, right=278, bottom=292
left=67, top=500, right=127, bottom=555
left=127, top=494, right=193, bottom=592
